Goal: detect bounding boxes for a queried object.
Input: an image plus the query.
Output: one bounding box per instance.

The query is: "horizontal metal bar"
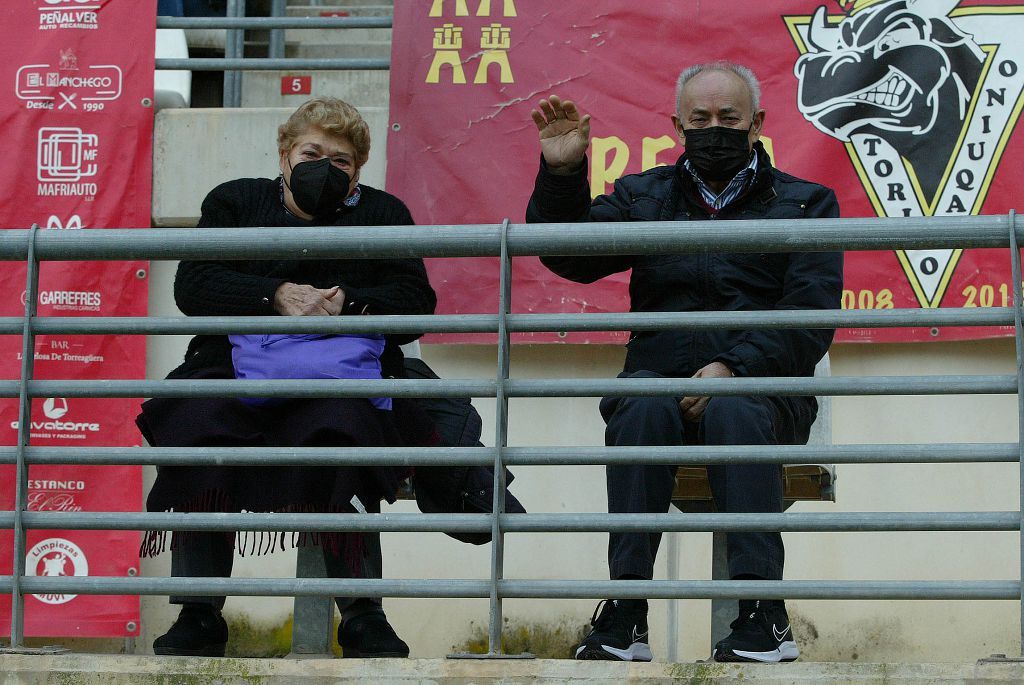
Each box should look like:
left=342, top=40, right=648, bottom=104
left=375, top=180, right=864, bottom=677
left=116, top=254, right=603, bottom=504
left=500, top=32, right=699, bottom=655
left=500, top=512, right=1022, bottom=533
left=507, top=308, right=1016, bottom=332
left=17, top=512, right=492, bottom=533
left=1, top=443, right=1014, bottom=467
left=5, top=446, right=497, bottom=467
left=0, top=217, right=1016, bottom=261
left=0, top=315, right=498, bottom=336
left=157, top=16, right=392, bottom=29
left=0, top=375, right=1013, bottom=400
left=506, top=376, right=1018, bottom=397
left=9, top=511, right=1017, bottom=534
left=1, top=308, right=1013, bottom=337
left=503, top=443, right=1020, bottom=465
left=0, top=378, right=497, bottom=399
left=156, top=58, right=390, bottom=71
left=1, top=576, right=1016, bottom=600
left=3, top=576, right=490, bottom=599
left=498, top=579, right=1020, bottom=601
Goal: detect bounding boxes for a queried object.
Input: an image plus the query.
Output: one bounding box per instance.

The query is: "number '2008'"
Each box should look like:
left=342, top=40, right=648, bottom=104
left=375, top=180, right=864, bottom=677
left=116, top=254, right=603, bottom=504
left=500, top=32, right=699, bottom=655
left=841, top=289, right=894, bottom=309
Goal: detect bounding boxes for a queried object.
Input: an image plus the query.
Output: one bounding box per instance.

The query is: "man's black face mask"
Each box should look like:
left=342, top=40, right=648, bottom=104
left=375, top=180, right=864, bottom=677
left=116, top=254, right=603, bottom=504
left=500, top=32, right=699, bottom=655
left=286, top=157, right=351, bottom=217
left=683, top=125, right=753, bottom=183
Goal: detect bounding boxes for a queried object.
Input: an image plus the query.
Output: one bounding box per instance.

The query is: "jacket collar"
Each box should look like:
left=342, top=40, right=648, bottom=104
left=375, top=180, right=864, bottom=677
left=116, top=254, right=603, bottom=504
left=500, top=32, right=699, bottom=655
left=676, top=141, right=777, bottom=211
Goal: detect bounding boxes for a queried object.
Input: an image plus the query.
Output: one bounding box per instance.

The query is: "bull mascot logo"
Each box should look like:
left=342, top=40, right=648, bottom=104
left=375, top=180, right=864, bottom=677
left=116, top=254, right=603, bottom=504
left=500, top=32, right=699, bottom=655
left=795, top=0, right=985, bottom=200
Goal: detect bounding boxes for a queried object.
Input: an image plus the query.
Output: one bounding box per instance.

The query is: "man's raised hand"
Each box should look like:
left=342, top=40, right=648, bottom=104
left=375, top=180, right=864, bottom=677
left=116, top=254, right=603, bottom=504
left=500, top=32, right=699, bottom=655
left=531, top=95, right=591, bottom=175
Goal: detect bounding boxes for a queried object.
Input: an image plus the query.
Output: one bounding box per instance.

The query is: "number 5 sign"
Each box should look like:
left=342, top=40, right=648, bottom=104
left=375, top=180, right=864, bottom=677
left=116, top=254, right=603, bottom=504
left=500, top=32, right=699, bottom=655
left=281, top=75, right=312, bottom=95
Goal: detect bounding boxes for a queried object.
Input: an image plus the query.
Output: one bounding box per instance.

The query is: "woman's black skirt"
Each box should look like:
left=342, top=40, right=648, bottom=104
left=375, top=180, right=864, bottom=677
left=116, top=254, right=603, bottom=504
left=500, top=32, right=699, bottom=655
left=136, top=393, right=436, bottom=558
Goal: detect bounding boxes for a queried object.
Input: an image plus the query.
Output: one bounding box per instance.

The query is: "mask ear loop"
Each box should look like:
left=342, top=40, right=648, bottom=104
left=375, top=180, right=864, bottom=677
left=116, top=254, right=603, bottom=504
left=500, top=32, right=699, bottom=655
left=281, top=157, right=294, bottom=193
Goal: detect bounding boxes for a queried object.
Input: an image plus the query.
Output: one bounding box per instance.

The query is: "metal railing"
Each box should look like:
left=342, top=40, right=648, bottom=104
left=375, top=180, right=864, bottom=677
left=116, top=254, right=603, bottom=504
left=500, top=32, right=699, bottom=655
left=0, top=213, right=1022, bottom=656
left=155, top=7, right=394, bottom=107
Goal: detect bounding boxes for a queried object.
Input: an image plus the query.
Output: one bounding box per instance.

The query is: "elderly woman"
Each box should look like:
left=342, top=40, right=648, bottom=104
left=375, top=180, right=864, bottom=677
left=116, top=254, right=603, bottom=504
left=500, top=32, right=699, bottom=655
left=137, top=98, right=436, bottom=658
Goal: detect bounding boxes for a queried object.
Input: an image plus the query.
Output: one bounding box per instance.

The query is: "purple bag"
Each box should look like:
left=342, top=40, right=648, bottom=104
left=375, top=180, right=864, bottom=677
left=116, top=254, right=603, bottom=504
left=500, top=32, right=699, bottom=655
left=228, top=333, right=391, bottom=410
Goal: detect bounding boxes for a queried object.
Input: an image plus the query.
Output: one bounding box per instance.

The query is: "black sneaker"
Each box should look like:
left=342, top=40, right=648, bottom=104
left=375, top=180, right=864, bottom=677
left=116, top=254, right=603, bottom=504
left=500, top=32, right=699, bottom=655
left=574, top=599, right=652, bottom=661
left=338, top=611, right=410, bottom=658
left=153, top=603, right=228, bottom=657
left=713, top=600, right=799, bottom=663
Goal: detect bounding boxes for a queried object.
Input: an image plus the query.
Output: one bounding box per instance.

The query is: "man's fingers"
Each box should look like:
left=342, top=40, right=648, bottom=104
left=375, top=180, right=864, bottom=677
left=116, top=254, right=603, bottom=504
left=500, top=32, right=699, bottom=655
left=561, top=100, right=580, bottom=122
left=531, top=109, right=547, bottom=131
left=679, top=396, right=698, bottom=412
left=537, top=98, right=557, bottom=123
left=683, top=397, right=709, bottom=423
left=579, top=113, right=592, bottom=140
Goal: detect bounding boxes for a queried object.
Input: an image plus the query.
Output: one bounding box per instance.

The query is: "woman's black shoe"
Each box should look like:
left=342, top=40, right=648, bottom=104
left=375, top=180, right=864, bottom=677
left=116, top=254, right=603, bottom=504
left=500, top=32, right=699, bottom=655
left=338, top=612, right=410, bottom=658
left=153, top=604, right=229, bottom=657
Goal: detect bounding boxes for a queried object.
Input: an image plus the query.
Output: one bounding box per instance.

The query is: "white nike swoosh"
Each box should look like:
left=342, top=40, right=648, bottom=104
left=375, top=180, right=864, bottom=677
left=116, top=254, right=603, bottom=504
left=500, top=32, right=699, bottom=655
left=632, top=627, right=649, bottom=642
left=773, top=624, right=791, bottom=641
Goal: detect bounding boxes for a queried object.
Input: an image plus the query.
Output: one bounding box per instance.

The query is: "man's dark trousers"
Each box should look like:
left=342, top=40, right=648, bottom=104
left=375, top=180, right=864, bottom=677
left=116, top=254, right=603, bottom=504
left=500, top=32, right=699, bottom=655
left=601, top=371, right=808, bottom=582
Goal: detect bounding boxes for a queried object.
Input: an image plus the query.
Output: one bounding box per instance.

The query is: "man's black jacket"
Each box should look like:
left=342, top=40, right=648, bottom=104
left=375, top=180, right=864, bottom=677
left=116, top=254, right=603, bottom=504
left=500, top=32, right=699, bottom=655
left=526, top=142, right=843, bottom=381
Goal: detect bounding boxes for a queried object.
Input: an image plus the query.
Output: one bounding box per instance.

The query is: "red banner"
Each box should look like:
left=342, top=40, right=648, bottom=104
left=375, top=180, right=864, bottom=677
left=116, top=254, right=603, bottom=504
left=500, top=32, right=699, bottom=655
left=387, top=0, right=1024, bottom=344
left=0, top=0, right=154, bottom=638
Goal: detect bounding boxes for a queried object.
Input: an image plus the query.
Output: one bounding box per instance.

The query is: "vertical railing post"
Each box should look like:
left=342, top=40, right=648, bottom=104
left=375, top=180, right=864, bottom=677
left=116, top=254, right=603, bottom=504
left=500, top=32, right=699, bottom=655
left=1010, top=209, right=1024, bottom=656
left=269, top=0, right=286, bottom=60
left=10, top=224, right=40, bottom=646
left=223, top=0, right=244, bottom=108
left=487, top=219, right=512, bottom=656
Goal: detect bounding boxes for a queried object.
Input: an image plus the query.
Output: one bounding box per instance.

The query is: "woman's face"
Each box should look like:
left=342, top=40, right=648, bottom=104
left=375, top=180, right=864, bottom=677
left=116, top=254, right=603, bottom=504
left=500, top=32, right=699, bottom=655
left=279, top=126, right=361, bottom=201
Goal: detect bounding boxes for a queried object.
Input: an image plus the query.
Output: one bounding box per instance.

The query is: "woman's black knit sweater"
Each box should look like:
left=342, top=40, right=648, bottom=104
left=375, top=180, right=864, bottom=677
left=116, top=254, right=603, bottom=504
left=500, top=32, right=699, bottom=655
left=169, top=177, right=436, bottom=379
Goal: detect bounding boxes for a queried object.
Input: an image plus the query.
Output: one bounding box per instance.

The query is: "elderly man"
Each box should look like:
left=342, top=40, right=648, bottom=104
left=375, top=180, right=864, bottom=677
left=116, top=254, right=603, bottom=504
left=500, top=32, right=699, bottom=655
left=526, top=61, right=843, bottom=663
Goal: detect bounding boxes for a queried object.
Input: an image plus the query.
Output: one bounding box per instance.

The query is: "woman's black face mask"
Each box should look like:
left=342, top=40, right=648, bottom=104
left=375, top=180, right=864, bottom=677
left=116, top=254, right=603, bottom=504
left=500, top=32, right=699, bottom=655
left=683, top=125, right=753, bottom=183
left=285, top=157, right=351, bottom=217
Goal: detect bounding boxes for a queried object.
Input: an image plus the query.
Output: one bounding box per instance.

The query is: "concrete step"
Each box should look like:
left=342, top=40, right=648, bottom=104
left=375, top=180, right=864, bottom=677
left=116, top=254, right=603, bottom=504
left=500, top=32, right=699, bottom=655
left=286, top=5, right=393, bottom=16
left=284, top=41, right=390, bottom=59
left=283, top=26, right=391, bottom=45
left=289, top=0, right=393, bottom=6
left=241, top=69, right=389, bottom=108
left=3, top=654, right=1024, bottom=684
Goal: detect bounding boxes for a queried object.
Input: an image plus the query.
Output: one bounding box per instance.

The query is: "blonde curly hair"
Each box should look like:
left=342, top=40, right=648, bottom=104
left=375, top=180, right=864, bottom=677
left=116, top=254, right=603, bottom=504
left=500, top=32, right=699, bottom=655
left=277, top=97, right=371, bottom=167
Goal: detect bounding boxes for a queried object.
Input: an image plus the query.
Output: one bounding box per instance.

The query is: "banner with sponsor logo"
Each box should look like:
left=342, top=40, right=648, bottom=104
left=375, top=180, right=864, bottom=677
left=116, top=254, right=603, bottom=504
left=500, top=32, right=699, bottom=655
left=0, top=0, right=153, bottom=638
left=387, top=0, right=1024, bottom=344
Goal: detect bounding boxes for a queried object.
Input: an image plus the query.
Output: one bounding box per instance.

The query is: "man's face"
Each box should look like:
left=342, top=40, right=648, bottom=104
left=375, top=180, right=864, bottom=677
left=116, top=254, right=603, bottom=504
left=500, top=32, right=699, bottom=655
left=671, top=70, right=765, bottom=150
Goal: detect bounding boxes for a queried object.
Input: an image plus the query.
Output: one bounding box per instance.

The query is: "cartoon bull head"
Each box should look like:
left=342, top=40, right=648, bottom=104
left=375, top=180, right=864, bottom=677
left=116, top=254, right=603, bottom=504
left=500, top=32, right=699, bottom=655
left=794, top=0, right=985, bottom=197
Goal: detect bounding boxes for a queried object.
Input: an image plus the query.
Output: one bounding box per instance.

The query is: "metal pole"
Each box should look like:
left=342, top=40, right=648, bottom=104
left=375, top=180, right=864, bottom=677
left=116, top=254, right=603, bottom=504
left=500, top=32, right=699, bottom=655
left=269, top=0, right=286, bottom=60
left=665, top=532, right=680, bottom=662
left=223, top=0, right=244, bottom=108
left=487, top=219, right=512, bottom=656
left=1010, top=208, right=1023, bottom=656
left=10, top=225, right=40, bottom=646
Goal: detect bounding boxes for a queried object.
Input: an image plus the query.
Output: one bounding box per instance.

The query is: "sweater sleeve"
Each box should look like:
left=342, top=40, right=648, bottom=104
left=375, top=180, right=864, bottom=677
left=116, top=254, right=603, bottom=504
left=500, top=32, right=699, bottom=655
left=527, top=156, right=634, bottom=283
left=336, top=198, right=437, bottom=317
left=173, top=183, right=287, bottom=316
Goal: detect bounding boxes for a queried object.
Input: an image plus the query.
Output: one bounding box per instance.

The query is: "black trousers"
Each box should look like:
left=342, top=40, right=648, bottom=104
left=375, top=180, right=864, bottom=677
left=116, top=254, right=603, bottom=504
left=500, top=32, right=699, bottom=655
left=169, top=505, right=383, bottom=621
left=601, top=370, right=810, bottom=582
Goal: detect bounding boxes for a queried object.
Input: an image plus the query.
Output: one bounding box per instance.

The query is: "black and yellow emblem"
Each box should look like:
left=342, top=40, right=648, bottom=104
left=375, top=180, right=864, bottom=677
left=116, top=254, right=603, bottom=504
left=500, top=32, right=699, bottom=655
left=785, top=0, right=1024, bottom=307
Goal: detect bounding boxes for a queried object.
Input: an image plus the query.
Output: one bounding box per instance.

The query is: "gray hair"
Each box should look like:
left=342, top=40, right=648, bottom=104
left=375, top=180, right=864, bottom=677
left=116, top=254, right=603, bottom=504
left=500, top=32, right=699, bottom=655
left=675, top=61, right=762, bottom=114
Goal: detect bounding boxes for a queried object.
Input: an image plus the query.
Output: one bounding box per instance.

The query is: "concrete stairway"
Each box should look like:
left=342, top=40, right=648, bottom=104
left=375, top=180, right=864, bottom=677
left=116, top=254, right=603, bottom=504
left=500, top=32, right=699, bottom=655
left=238, top=0, right=393, bottom=108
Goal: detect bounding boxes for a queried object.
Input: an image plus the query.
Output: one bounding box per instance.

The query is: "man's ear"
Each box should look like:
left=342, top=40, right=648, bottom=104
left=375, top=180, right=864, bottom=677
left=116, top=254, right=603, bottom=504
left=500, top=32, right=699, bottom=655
left=671, top=114, right=685, bottom=146
left=750, top=110, right=766, bottom=140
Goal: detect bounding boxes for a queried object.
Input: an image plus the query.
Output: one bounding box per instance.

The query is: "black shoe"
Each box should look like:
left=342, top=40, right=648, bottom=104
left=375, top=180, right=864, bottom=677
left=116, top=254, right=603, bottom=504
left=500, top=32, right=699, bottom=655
left=574, top=599, right=652, bottom=661
left=338, top=611, right=410, bottom=658
left=153, top=604, right=228, bottom=657
left=713, top=600, right=799, bottom=663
